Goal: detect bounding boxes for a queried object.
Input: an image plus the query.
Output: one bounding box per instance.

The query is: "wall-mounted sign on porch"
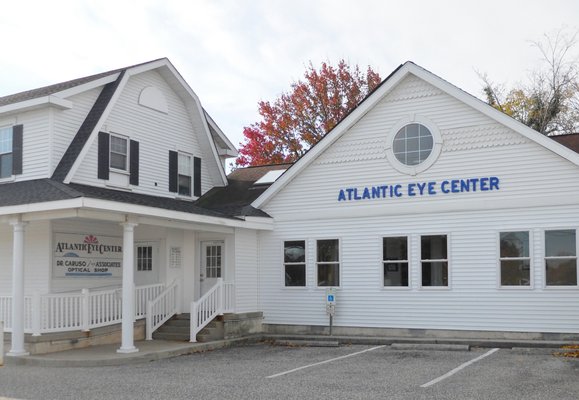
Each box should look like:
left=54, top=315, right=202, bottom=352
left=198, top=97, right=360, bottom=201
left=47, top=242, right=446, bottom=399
left=337, top=176, right=500, bottom=202
left=53, top=233, right=123, bottom=278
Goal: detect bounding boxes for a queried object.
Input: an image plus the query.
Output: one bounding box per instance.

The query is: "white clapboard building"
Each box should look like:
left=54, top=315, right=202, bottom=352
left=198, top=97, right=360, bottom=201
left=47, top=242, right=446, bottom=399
left=1, top=59, right=579, bottom=356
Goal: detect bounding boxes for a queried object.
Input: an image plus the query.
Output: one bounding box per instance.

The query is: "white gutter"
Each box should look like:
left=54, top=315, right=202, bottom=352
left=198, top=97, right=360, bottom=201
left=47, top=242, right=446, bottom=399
left=0, top=197, right=274, bottom=231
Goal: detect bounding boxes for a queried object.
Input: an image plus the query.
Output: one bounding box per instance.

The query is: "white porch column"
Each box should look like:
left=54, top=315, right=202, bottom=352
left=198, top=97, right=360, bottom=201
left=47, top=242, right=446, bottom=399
left=117, top=220, right=139, bottom=354
left=7, top=219, right=28, bottom=357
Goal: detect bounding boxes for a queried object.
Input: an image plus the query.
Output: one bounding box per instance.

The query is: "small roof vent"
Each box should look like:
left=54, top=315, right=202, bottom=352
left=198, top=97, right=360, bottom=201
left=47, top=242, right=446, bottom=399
left=254, top=169, right=286, bottom=185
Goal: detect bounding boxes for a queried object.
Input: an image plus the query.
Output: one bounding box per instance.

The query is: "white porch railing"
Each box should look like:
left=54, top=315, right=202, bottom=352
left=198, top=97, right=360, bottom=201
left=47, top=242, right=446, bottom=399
left=190, top=279, right=235, bottom=342
left=136, top=283, right=165, bottom=319
left=0, top=283, right=164, bottom=335
left=145, top=280, right=179, bottom=340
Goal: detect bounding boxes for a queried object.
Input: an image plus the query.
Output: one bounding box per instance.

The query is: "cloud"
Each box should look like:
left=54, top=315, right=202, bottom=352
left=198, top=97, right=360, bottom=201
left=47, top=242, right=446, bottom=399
left=0, top=0, right=578, bottom=150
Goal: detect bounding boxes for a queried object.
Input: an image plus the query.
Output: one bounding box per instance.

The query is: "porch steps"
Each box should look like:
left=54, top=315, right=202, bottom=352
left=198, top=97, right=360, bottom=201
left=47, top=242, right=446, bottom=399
left=152, top=314, right=190, bottom=342
left=197, top=318, right=225, bottom=343
left=152, top=313, right=225, bottom=342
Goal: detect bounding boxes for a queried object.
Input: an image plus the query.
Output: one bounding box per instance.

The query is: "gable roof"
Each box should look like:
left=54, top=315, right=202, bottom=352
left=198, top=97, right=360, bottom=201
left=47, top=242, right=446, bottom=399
left=205, top=109, right=238, bottom=157
left=51, top=71, right=125, bottom=181
left=6, top=58, right=231, bottom=186
left=0, top=58, right=169, bottom=109
left=196, top=163, right=291, bottom=217
left=252, top=61, right=579, bottom=209
left=0, top=69, right=120, bottom=108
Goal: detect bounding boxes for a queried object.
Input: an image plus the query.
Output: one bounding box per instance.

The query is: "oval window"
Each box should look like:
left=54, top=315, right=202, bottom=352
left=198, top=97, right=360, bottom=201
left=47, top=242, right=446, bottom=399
left=392, top=123, right=434, bottom=166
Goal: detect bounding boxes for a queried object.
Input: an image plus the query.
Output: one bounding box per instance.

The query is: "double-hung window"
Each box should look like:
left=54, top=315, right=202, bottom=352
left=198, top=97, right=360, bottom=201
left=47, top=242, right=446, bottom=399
left=317, top=239, right=339, bottom=287
left=284, top=241, right=306, bottom=287
left=499, top=231, right=531, bottom=286
left=545, top=229, right=577, bottom=286
left=136, top=246, right=153, bottom=272
left=0, top=126, right=13, bottom=178
left=383, top=237, right=409, bottom=287
left=421, top=235, right=448, bottom=287
left=178, top=153, right=192, bottom=196
left=110, top=134, right=128, bottom=171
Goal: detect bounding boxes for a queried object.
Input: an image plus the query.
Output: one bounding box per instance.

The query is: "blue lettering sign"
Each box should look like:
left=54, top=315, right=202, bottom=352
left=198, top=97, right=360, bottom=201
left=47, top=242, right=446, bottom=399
left=337, top=177, right=500, bottom=202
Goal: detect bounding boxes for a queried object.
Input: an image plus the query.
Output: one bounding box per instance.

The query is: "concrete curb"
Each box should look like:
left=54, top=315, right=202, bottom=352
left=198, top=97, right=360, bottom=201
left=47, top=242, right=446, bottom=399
left=4, top=336, right=261, bottom=367
left=274, top=339, right=340, bottom=347
left=391, top=343, right=470, bottom=351
left=3, top=333, right=577, bottom=368
left=261, top=334, right=576, bottom=349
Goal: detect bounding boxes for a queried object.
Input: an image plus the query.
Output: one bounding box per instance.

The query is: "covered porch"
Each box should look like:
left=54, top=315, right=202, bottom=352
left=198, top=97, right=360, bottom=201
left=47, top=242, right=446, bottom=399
left=0, top=193, right=271, bottom=356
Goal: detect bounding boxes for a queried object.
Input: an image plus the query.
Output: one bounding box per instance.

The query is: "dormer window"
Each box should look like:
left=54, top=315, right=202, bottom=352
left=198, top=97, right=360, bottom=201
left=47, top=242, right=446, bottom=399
left=178, top=153, right=192, bottom=196
left=110, top=134, right=128, bottom=171
left=0, top=126, right=13, bottom=178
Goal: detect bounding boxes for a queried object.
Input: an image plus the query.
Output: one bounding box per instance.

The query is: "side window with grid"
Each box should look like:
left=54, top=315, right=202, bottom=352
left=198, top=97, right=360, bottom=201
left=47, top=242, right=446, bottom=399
left=206, top=245, right=222, bottom=278
left=137, top=246, right=153, bottom=271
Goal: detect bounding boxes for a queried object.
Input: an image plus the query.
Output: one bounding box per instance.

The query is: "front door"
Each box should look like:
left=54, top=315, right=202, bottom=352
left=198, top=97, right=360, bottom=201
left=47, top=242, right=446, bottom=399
left=200, top=241, right=224, bottom=295
left=134, top=242, right=159, bottom=286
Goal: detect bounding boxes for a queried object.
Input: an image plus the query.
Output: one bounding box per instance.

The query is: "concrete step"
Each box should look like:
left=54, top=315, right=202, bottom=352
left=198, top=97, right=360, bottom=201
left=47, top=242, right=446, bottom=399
left=157, top=325, right=189, bottom=334
left=152, top=331, right=190, bottom=342
left=163, top=319, right=190, bottom=328
left=197, top=334, right=220, bottom=343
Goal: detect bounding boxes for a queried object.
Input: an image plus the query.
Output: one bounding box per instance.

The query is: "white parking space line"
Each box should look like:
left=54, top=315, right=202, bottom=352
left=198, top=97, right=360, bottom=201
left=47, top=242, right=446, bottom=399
left=420, top=348, right=500, bottom=388
left=266, top=345, right=387, bottom=379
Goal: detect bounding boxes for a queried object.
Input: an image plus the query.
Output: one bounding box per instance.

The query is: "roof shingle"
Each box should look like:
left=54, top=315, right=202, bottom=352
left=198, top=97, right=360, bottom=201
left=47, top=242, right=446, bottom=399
left=195, top=163, right=291, bottom=217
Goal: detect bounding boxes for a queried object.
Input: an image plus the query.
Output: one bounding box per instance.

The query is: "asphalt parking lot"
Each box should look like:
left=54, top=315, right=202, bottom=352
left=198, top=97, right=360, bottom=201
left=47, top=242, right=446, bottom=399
left=0, top=343, right=578, bottom=400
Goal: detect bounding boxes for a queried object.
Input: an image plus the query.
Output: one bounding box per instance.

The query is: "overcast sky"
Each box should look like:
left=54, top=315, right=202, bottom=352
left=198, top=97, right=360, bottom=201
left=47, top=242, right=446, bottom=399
left=1, top=0, right=578, bottom=150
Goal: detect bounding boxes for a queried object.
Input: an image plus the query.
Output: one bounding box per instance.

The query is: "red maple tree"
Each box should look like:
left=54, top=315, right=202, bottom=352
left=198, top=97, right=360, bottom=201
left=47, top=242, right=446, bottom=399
left=235, top=60, right=381, bottom=167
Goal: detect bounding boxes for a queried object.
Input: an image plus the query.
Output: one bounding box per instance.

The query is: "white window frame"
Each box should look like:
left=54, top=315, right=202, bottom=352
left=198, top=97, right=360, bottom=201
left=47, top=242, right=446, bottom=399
left=0, top=125, right=13, bottom=181
left=109, top=133, right=129, bottom=173
left=136, top=245, right=153, bottom=272
left=381, top=235, right=411, bottom=290
left=497, top=230, right=533, bottom=289
left=282, top=239, right=307, bottom=288
left=385, top=115, right=443, bottom=176
left=543, top=228, right=578, bottom=289
left=177, top=151, right=193, bottom=197
left=204, top=242, right=223, bottom=279
left=315, top=238, right=341, bottom=288
left=419, top=233, right=450, bottom=290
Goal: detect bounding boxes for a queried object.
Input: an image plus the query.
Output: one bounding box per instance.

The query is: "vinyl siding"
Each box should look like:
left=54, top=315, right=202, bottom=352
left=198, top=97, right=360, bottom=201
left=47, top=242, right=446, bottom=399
left=0, top=221, right=51, bottom=295
left=52, top=87, right=102, bottom=175
left=259, top=206, right=579, bottom=333
left=0, top=108, right=51, bottom=180
left=71, top=70, right=216, bottom=197
left=234, top=228, right=259, bottom=313
left=258, top=73, right=579, bottom=333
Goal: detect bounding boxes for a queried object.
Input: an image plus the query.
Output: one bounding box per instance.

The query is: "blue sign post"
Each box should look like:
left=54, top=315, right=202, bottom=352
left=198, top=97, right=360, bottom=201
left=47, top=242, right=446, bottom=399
left=326, top=288, right=336, bottom=336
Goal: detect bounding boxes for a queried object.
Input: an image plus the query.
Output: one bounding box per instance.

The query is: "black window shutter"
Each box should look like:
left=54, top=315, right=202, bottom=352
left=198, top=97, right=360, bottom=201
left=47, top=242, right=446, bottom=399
left=12, top=124, right=23, bottom=175
left=193, top=156, right=202, bottom=197
left=97, top=132, right=110, bottom=180
left=129, top=140, right=139, bottom=186
left=168, top=150, right=178, bottom=192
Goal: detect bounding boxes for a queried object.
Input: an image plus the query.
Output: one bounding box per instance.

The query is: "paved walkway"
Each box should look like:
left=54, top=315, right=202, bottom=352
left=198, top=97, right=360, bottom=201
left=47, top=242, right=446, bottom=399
left=2, top=334, right=577, bottom=367
left=3, top=337, right=255, bottom=367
